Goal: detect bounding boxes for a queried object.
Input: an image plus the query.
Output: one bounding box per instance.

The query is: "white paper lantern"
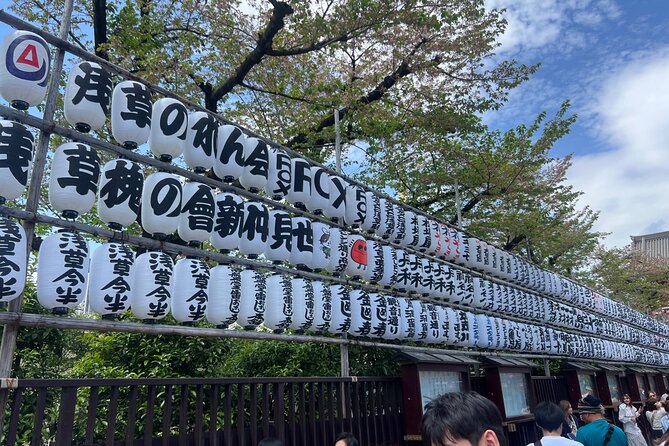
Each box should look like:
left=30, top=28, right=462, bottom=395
left=312, top=280, right=332, bottom=333
left=184, top=111, right=217, bottom=173
left=400, top=210, right=419, bottom=248
left=0, top=217, right=26, bottom=302
left=211, top=192, right=243, bottom=252
left=323, top=175, right=347, bottom=222
left=416, top=214, right=430, bottom=251
left=87, top=242, right=134, bottom=318
left=141, top=172, right=182, bottom=238
left=239, top=137, right=268, bottom=192
left=290, top=216, right=313, bottom=269
left=266, top=210, right=292, bottom=263
left=405, top=253, right=422, bottom=293
left=369, top=293, right=387, bottom=338
left=306, top=166, right=330, bottom=215
left=63, top=61, right=112, bottom=132
left=111, top=81, right=152, bottom=150
left=345, top=234, right=367, bottom=278
left=395, top=249, right=410, bottom=292
left=344, top=184, right=366, bottom=228
left=0, top=120, right=34, bottom=204
left=148, top=98, right=187, bottom=162
left=449, top=228, right=463, bottom=264
left=178, top=182, right=214, bottom=244
left=238, top=201, right=268, bottom=258
left=98, top=159, right=143, bottom=229
left=130, top=251, right=173, bottom=322
left=311, top=221, right=331, bottom=272
left=361, top=191, right=381, bottom=233
left=349, top=289, right=372, bottom=337
left=171, top=258, right=209, bottom=324
left=385, top=296, right=403, bottom=340
left=290, top=278, right=314, bottom=331
left=48, top=142, right=100, bottom=218
left=214, top=124, right=245, bottom=182
left=413, top=300, right=429, bottom=342
left=378, top=246, right=397, bottom=289
left=36, top=231, right=89, bottom=313
left=328, top=284, right=351, bottom=334
left=391, top=204, right=406, bottom=243
left=206, top=265, right=240, bottom=327
left=425, top=303, right=441, bottom=343
left=265, top=148, right=291, bottom=199
left=324, top=227, right=348, bottom=275
left=287, top=158, right=311, bottom=208
left=0, top=30, right=50, bottom=110
left=362, top=239, right=384, bottom=283
left=238, top=269, right=266, bottom=329
left=475, top=314, right=494, bottom=349
left=377, top=198, right=395, bottom=239
left=263, top=274, right=292, bottom=332
left=399, top=297, right=417, bottom=340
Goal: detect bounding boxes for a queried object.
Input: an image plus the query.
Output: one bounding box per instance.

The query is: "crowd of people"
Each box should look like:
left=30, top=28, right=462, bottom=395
left=420, top=390, right=669, bottom=446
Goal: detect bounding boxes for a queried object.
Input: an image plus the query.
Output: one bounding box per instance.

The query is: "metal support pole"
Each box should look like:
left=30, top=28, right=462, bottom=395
left=544, top=358, right=551, bottom=377
left=0, top=0, right=74, bottom=439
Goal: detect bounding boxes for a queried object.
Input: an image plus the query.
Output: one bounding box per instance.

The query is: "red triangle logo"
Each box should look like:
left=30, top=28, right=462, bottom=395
left=16, top=44, right=40, bottom=68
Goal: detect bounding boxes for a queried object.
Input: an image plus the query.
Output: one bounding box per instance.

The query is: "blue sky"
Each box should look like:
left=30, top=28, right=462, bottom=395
left=484, top=0, right=669, bottom=248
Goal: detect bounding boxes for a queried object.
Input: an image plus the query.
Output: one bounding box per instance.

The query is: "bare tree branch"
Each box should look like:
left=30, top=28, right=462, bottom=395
left=239, top=81, right=325, bottom=106
left=266, top=24, right=372, bottom=56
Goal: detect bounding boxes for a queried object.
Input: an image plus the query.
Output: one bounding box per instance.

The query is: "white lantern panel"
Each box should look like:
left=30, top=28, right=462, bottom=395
left=178, top=182, right=214, bottom=244
left=287, top=158, right=311, bottom=207
left=328, top=284, right=351, bottom=334
left=413, top=300, right=429, bottom=342
left=263, top=274, right=292, bottom=331
left=87, top=243, right=134, bottom=317
left=238, top=269, right=266, bottom=328
left=265, top=148, right=291, bottom=199
left=97, top=159, right=143, bottom=229
left=290, top=278, right=314, bottom=331
left=312, top=281, right=332, bottom=333
left=344, top=184, right=366, bottom=227
left=349, top=289, right=372, bottom=337
left=240, top=137, right=268, bottom=192
left=140, top=172, right=182, bottom=237
left=306, top=166, right=330, bottom=214
left=36, top=231, right=89, bottom=312
left=48, top=142, right=100, bottom=218
left=149, top=98, right=187, bottom=162
left=206, top=265, right=240, bottom=327
left=63, top=61, right=112, bottom=132
left=377, top=198, right=394, bottom=239
left=171, top=258, right=209, bottom=323
left=0, top=217, right=26, bottom=302
left=130, top=251, right=173, bottom=321
left=290, top=216, right=313, bottom=268
left=362, top=240, right=384, bottom=283
left=345, top=234, right=367, bottom=278
left=266, top=210, right=292, bottom=263
left=214, top=124, right=245, bottom=182
left=323, top=175, right=347, bottom=222
left=391, top=205, right=406, bottom=243
left=210, top=192, right=243, bottom=252
left=385, top=296, right=403, bottom=340
left=111, top=81, right=152, bottom=149
left=361, top=191, right=381, bottom=233
left=184, top=111, right=217, bottom=173
left=400, top=210, right=419, bottom=248
left=324, top=227, right=348, bottom=275
left=0, top=30, right=50, bottom=109
left=369, top=293, right=387, bottom=338
left=311, top=222, right=331, bottom=271
left=377, top=246, right=397, bottom=289
left=0, top=120, right=34, bottom=203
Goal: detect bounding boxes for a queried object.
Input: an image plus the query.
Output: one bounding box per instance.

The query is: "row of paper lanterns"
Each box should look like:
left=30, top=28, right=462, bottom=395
left=0, top=30, right=666, bottom=342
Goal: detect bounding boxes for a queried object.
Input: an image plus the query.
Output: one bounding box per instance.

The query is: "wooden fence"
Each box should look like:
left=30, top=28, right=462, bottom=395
left=2, top=377, right=403, bottom=446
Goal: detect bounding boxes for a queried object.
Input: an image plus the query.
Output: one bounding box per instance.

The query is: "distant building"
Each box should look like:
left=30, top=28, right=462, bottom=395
left=631, top=231, right=669, bottom=258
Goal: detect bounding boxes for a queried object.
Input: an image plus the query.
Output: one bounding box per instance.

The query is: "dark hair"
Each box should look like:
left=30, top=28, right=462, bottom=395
left=334, top=432, right=359, bottom=446
left=558, top=400, right=571, bottom=419
left=534, top=401, right=566, bottom=431
left=421, top=392, right=506, bottom=446
left=258, top=438, right=284, bottom=446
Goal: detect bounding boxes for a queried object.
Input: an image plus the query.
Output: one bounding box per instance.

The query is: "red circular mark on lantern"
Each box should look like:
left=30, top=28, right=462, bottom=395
left=351, top=239, right=367, bottom=266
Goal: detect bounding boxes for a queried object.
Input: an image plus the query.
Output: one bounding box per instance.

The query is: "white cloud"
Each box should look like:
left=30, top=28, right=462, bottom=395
left=568, top=48, right=669, bottom=247
left=486, top=0, right=620, bottom=56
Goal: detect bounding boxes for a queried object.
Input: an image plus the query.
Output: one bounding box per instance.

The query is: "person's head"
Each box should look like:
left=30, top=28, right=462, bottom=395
left=558, top=400, right=573, bottom=418
left=421, top=392, right=506, bottom=446
left=649, top=390, right=657, bottom=399
left=655, top=401, right=663, bottom=410
left=622, top=394, right=631, bottom=405
left=578, top=394, right=605, bottom=425
left=258, top=438, right=284, bottom=446
left=534, top=401, right=567, bottom=434
left=334, top=432, right=359, bottom=446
